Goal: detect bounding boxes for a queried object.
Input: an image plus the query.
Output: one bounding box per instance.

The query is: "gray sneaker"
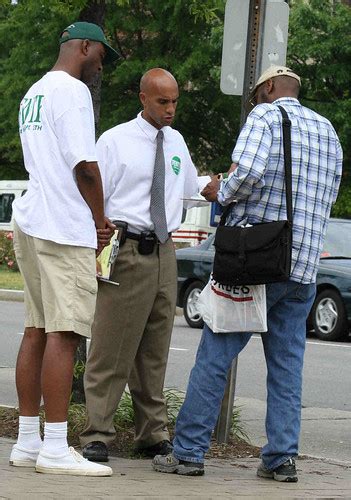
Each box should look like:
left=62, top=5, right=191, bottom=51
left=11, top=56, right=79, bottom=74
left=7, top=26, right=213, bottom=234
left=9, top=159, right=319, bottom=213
left=152, top=453, right=204, bottom=476
left=257, top=458, right=298, bottom=482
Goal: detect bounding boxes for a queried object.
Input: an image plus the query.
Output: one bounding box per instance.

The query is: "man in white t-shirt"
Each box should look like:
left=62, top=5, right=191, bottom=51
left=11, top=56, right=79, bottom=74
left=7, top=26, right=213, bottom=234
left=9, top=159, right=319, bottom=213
left=80, top=68, right=210, bottom=462
left=10, top=22, right=118, bottom=476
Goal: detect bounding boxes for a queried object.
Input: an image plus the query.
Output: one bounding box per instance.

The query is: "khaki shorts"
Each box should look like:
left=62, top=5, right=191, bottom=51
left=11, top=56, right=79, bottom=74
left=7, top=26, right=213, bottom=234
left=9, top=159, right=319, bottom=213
left=13, top=222, right=97, bottom=338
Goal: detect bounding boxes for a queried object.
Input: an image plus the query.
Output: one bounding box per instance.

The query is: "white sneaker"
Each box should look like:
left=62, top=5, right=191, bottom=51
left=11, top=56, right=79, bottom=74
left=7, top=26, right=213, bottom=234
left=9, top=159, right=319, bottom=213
left=35, top=447, right=113, bottom=476
left=9, top=444, right=40, bottom=467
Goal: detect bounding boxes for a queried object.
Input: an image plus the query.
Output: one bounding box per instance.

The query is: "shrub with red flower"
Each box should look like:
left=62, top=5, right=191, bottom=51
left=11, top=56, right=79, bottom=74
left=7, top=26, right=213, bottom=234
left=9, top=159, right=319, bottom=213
left=0, top=231, right=19, bottom=271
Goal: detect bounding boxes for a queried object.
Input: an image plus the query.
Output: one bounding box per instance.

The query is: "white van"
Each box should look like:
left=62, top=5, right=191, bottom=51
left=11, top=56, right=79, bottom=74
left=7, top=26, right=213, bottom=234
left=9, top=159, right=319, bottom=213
left=0, top=180, right=28, bottom=231
left=172, top=202, right=221, bottom=246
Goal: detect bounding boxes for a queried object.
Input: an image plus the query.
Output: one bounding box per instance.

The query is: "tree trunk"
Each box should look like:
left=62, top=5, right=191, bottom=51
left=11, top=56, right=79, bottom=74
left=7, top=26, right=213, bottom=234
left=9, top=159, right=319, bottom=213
left=79, top=0, right=107, bottom=132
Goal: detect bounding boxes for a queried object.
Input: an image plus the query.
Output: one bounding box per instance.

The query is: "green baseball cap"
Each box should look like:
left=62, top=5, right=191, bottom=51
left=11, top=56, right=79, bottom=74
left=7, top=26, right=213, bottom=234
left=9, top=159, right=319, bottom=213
left=59, top=21, right=119, bottom=64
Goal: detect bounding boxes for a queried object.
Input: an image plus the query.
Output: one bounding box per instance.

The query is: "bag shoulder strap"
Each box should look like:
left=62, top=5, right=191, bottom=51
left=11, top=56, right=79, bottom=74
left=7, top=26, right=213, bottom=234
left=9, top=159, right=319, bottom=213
left=277, top=105, right=293, bottom=225
left=218, top=202, right=232, bottom=226
left=219, top=105, right=294, bottom=227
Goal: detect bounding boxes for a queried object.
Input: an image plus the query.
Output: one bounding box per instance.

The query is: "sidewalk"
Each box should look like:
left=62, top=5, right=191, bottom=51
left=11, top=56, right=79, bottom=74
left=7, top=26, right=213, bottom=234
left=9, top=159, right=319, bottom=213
left=1, top=437, right=350, bottom=499
left=1, top=292, right=351, bottom=497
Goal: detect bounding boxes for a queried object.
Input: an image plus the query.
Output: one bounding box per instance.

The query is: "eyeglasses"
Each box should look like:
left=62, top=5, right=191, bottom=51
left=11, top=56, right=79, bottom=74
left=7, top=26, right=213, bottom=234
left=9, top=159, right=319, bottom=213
left=248, top=90, right=259, bottom=109
left=248, top=96, right=257, bottom=108
left=248, top=82, right=265, bottom=109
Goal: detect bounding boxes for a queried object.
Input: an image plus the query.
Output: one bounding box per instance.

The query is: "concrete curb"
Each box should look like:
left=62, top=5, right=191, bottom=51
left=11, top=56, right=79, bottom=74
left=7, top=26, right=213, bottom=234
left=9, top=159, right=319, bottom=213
left=175, top=306, right=183, bottom=316
left=0, top=289, right=24, bottom=302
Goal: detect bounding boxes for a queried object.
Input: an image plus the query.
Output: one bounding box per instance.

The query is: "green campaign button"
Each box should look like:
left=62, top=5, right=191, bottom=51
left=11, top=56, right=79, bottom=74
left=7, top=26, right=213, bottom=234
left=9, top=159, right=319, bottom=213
left=171, top=156, right=181, bottom=175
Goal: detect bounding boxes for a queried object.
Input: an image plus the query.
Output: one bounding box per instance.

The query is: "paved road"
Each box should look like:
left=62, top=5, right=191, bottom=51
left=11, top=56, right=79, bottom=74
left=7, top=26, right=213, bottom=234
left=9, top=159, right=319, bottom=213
left=166, top=317, right=351, bottom=412
left=1, top=301, right=350, bottom=462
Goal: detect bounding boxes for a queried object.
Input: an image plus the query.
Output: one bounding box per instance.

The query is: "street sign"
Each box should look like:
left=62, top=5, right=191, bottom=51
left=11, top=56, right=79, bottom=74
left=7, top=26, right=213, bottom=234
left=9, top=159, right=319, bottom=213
left=259, top=1, right=289, bottom=75
left=220, top=0, right=250, bottom=95
left=221, top=0, right=289, bottom=96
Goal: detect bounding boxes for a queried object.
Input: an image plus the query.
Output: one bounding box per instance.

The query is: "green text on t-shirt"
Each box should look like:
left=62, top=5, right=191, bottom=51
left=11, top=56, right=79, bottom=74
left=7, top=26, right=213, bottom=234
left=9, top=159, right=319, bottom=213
left=19, top=94, right=44, bottom=133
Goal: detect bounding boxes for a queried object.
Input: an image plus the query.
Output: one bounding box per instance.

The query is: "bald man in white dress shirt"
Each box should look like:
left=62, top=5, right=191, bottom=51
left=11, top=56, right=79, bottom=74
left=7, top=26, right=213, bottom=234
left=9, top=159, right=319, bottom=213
left=80, top=68, right=210, bottom=462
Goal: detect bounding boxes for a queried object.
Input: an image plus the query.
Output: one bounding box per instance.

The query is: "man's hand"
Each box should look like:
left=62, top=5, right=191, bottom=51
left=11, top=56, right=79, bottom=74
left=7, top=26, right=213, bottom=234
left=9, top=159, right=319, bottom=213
left=201, top=163, right=238, bottom=201
left=201, top=175, right=221, bottom=202
left=228, top=162, right=238, bottom=175
left=96, top=218, right=116, bottom=256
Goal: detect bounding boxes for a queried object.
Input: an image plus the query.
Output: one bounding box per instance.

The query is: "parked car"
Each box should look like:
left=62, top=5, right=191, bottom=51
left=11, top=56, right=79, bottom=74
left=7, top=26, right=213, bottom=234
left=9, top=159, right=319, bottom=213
left=176, top=218, right=351, bottom=341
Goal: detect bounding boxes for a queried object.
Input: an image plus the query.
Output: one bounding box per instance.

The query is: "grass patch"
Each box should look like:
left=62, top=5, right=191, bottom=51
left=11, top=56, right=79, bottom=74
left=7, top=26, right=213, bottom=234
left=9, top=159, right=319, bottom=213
left=0, top=390, right=259, bottom=459
left=0, top=264, right=23, bottom=290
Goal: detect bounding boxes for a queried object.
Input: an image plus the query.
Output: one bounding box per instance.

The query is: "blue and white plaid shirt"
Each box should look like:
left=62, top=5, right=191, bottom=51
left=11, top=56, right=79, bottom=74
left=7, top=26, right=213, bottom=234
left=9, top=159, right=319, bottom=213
left=217, top=97, right=343, bottom=284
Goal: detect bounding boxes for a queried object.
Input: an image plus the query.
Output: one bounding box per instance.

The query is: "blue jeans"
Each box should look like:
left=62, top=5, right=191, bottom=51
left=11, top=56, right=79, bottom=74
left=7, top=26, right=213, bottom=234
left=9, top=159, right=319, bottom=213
left=173, top=280, right=316, bottom=470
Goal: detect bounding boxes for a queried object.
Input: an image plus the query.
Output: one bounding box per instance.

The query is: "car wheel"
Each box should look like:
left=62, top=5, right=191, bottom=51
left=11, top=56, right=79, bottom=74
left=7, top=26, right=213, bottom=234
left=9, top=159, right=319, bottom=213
left=183, top=281, right=205, bottom=329
left=310, top=289, right=348, bottom=341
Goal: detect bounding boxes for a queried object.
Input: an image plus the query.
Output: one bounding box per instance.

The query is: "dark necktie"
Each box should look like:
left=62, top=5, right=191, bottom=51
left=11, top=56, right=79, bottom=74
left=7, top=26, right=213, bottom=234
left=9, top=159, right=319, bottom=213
left=150, top=130, right=168, bottom=243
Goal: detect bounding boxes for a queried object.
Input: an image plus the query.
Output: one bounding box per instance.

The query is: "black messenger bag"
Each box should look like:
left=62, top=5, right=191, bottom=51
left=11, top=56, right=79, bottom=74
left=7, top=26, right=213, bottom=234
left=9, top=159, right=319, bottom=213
left=212, top=106, right=293, bottom=286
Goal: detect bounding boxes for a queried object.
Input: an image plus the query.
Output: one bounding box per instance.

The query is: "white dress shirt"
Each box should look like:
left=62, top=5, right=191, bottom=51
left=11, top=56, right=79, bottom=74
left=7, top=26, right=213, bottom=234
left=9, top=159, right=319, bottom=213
left=97, top=112, right=208, bottom=234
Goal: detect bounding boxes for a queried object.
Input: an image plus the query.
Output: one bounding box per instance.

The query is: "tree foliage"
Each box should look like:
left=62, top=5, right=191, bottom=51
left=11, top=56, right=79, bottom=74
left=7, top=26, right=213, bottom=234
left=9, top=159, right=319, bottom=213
left=287, top=0, right=351, bottom=217
left=0, top=0, right=83, bottom=177
left=0, top=0, right=240, bottom=179
left=0, top=0, right=349, bottom=218
left=288, top=0, right=351, bottom=162
left=100, top=0, right=239, bottom=173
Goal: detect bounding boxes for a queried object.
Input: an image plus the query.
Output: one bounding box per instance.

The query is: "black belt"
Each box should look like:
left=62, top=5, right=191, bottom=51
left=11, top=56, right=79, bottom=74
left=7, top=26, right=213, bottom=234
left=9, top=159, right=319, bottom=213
left=126, top=231, right=171, bottom=242
left=126, top=231, right=145, bottom=241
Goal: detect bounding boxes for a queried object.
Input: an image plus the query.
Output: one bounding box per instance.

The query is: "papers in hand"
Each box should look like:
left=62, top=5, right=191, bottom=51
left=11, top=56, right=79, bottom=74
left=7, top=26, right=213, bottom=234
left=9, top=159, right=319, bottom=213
left=181, top=195, right=211, bottom=208
left=96, top=230, right=120, bottom=286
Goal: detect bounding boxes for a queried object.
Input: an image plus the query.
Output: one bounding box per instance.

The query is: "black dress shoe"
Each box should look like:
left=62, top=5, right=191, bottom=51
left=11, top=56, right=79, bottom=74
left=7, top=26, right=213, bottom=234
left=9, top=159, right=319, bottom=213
left=82, top=441, right=109, bottom=462
left=135, top=439, right=173, bottom=458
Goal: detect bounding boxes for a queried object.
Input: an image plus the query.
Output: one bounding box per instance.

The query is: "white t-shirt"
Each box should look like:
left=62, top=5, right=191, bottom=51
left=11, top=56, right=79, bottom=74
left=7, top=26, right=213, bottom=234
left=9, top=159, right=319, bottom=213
left=97, top=112, right=209, bottom=234
left=13, top=71, right=98, bottom=248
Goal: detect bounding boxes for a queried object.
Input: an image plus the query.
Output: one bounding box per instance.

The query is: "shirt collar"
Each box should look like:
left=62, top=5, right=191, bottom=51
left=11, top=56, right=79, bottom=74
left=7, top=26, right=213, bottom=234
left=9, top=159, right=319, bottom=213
left=136, top=111, right=169, bottom=142
left=273, top=97, right=300, bottom=106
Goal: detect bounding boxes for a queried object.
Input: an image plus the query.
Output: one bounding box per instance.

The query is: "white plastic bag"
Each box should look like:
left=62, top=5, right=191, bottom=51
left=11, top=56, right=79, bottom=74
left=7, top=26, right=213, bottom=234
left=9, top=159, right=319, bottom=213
left=197, top=275, right=267, bottom=333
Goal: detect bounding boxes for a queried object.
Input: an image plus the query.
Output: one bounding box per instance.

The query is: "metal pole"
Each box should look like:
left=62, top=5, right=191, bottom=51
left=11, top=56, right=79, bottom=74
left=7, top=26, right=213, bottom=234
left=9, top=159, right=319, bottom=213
left=215, top=358, right=238, bottom=443
left=240, top=0, right=266, bottom=126
left=215, top=0, right=266, bottom=444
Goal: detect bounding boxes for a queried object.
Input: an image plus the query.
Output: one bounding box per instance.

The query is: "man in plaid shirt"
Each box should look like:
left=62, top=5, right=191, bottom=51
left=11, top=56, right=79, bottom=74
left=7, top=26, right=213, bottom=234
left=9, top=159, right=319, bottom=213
left=152, top=66, right=342, bottom=482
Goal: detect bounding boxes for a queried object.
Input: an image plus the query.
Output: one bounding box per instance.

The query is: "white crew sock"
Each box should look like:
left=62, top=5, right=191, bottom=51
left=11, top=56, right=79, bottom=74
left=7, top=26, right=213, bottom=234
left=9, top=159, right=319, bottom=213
left=42, top=421, right=69, bottom=455
left=17, top=415, right=42, bottom=450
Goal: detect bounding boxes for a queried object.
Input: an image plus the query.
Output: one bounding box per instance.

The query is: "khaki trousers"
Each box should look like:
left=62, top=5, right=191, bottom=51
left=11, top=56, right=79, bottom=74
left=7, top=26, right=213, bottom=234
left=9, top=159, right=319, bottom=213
left=80, top=237, right=177, bottom=448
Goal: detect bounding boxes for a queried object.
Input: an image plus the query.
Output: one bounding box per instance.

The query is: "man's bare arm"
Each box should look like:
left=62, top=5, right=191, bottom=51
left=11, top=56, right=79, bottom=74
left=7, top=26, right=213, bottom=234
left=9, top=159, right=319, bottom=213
left=75, top=161, right=115, bottom=252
